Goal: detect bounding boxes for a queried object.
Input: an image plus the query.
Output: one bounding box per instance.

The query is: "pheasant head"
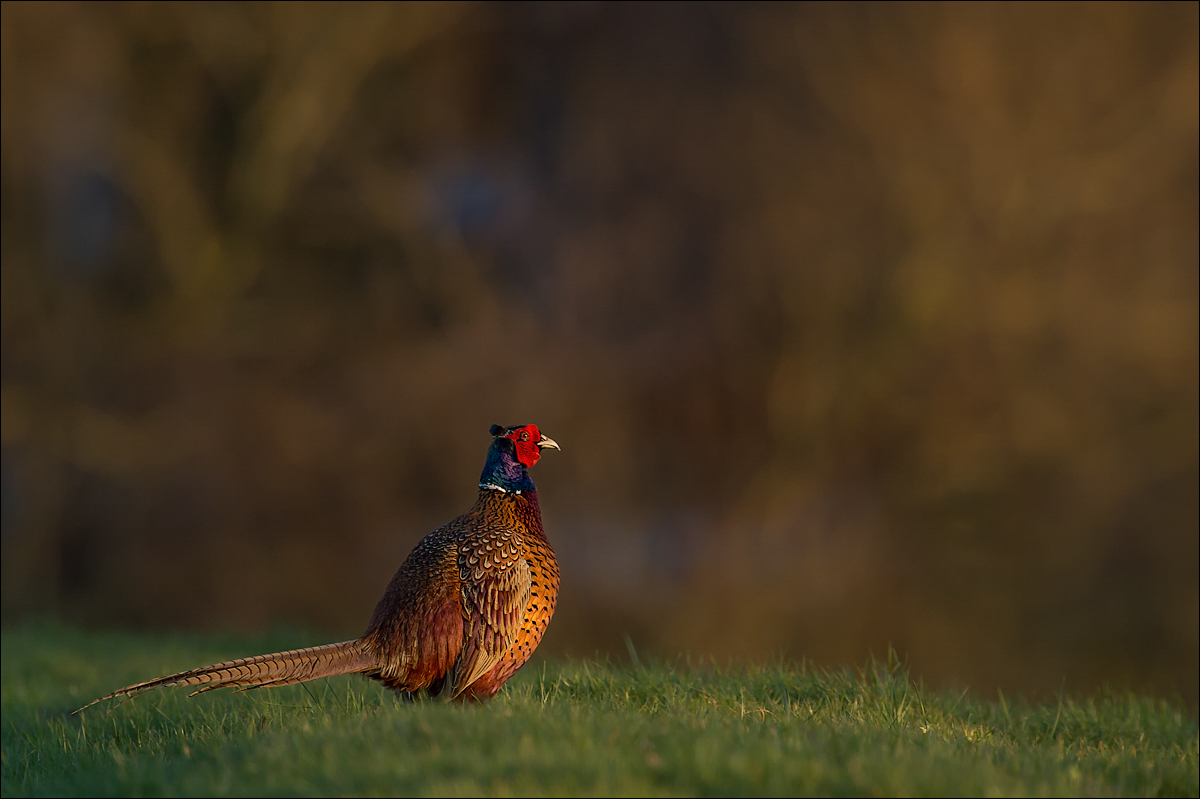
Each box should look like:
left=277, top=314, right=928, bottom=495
left=479, top=423, right=560, bottom=494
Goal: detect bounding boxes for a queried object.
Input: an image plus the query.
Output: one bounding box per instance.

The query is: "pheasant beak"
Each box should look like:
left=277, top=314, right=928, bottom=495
left=537, top=435, right=561, bottom=451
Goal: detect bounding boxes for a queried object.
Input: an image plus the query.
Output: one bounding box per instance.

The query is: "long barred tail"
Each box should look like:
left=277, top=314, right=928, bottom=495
left=74, top=639, right=379, bottom=713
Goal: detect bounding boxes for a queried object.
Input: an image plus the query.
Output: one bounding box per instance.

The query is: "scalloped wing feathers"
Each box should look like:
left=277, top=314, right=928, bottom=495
left=445, top=529, right=532, bottom=697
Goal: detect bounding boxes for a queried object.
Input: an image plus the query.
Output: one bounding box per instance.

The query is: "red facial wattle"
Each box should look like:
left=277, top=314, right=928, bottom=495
left=506, top=424, right=543, bottom=468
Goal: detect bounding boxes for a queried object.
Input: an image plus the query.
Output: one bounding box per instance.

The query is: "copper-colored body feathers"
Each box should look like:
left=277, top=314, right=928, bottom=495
left=363, top=488, right=558, bottom=700
left=79, top=426, right=559, bottom=711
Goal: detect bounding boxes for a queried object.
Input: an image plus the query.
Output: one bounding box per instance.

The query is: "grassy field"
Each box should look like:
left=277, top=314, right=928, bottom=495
left=2, top=623, right=1196, bottom=796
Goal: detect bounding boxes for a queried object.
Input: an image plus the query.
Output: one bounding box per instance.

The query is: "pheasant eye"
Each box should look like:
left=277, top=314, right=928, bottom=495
left=520, top=432, right=529, bottom=441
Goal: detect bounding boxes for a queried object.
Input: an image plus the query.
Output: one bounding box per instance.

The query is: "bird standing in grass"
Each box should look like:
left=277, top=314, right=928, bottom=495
left=78, top=423, right=560, bottom=709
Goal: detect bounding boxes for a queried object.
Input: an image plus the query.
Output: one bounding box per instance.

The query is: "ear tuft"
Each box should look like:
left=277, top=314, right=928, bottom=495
left=489, top=424, right=506, bottom=437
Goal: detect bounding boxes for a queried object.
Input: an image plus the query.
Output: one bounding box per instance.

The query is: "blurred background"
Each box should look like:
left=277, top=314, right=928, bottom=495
left=2, top=2, right=1196, bottom=708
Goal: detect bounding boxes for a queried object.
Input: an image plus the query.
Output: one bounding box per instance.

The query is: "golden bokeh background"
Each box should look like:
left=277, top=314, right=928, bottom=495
left=2, top=2, right=1196, bottom=707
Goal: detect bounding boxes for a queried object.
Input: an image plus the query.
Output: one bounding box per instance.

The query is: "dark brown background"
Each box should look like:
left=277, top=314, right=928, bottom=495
left=2, top=2, right=1196, bottom=708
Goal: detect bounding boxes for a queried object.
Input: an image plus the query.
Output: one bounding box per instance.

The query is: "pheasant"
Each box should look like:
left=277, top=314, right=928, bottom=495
left=77, top=423, right=560, bottom=710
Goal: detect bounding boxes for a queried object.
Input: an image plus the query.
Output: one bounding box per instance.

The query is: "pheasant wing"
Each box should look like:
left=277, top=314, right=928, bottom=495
left=444, top=527, right=531, bottom=698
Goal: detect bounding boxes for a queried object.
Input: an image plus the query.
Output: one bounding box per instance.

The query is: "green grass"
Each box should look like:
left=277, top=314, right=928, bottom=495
left=2, top=623, right=1196, bottom=796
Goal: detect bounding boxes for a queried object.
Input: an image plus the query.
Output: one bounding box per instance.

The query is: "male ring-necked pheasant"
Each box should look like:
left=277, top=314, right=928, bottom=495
left=78, top=423, right=560, bottom=709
